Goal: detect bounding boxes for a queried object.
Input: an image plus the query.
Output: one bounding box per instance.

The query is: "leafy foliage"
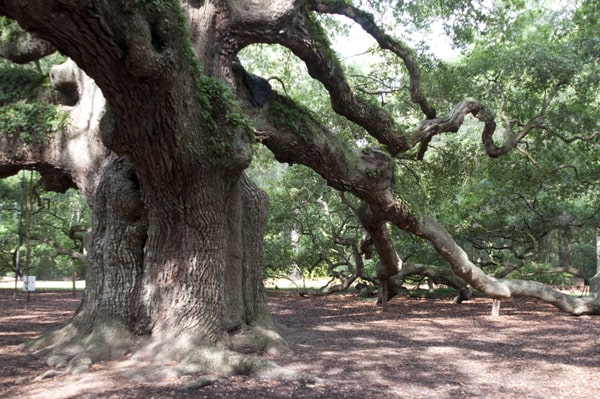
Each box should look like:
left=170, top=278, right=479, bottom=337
left=0, top=16, right=21, bottom=43
left=0, top=102, right=67, bottom=143
left=0, top=171, right=90, bottom=278
left=0, top=66, right=45, bottom=104
left=0, top=65, right=67, bottom=143
left=249, top=147, right=372, bottom=280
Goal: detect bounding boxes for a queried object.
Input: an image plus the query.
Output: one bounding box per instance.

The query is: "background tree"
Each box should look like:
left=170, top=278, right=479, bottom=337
left=0, top=171, right=89, bottom=280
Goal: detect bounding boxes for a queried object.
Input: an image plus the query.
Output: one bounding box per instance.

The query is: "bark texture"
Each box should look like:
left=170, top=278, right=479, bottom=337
left=0, top=0, right=286, bottom=372
left=0, top=24, right=55, bottom=64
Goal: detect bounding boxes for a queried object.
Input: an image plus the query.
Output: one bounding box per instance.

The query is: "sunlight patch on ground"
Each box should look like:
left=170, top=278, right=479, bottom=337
left=19, top=359, right=196, bottom=399
left=1, top=277, right=337, bottom=292
left=263, top=277, right=333, bottom=290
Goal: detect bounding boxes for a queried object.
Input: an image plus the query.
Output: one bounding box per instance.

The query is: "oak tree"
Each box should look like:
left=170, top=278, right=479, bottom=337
left=1, top=0, right=599, bottom=374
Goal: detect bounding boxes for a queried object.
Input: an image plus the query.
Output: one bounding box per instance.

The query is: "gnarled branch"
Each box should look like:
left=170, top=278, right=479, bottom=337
left=307, top=0, right=436, bottom=119
left=0, top=26, right=55, bottom=64
left=249, top=7, right=411, bottom=155
left=235, top=64, right=600, bottom=315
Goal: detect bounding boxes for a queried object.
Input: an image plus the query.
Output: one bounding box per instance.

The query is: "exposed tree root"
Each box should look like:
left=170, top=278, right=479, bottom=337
left=26, top=318, right=135, bottom=374
left=24, top=315, right=315, bottom=388
left=126, top=331, right=317, bottom=387
left=228, top=323, right=291, bottom=356
left=177, top=374, right=221, bottom=390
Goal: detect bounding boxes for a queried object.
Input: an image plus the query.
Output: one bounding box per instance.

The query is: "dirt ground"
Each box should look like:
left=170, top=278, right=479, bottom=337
left=1, top=289, right=600, bottom=399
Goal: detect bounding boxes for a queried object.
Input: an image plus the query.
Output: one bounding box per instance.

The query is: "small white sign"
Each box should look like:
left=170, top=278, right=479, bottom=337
left=22, top=276, right=36, bottom=291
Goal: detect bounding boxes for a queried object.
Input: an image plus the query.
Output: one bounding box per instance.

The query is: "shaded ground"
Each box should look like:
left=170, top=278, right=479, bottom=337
left=1, top=289, right=600, bottom=398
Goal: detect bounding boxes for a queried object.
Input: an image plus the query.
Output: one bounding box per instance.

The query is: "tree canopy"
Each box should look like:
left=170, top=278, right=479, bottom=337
left=244, top=0, right=600, bottom=294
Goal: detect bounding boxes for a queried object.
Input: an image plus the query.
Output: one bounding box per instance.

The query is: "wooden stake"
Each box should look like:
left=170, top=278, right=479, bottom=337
left=382, top=279, right=388, bottom=312
left=491, top=299, right=501, bottom=317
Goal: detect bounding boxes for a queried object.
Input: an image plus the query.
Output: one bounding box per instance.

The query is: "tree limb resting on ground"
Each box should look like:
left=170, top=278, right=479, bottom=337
left=234, top=63, right=600, bottom=315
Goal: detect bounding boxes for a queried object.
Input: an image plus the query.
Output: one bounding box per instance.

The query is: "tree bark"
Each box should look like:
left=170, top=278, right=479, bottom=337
left=1, top=0, right=287, bottom=372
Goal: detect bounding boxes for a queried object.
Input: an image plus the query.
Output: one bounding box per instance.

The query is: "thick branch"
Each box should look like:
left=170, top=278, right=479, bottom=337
left=483, top=79, right=568, bottom=158
left=1, top=1, right=185, bottom=124
left=310, top=244, right=365, bottom=296
left=391, top=262, right=473, bottom=303
left=249, top=93, right=395, bottom=196
left=307, top=0, right=435, bottom=119
left=411, top=98, right=495, bottom=147
left=359, top=204, right=401, bottom=279
left=0, top=25, right=55, bottom=64
left=238, top=77, right=600, bottom=315
left=482, top=117, right=534, bottom=158
left=393, top=263, right=467, bottom=291
left=0, top=2, right=124, bottom=87
left=403, top=216, right=600, bottom=314
left=254, top=8, right=411, bottom=155
left=231, top=6, right=508, bottom=160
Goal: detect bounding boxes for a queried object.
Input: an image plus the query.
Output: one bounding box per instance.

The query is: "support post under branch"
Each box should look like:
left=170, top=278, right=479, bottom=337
left=491, top=299, right=501, bottom=317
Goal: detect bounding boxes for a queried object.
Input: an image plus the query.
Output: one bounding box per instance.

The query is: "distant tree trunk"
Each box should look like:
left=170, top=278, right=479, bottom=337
left=589, top=228, right=600, bottom=295
left=558, top=228, right=573, bottom=272
left=597, top=228, right=600, bottom=275
left=24, top=171, right=33, bottom=304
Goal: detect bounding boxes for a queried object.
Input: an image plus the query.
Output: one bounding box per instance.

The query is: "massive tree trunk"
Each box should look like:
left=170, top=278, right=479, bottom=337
left=0, top=0, right=287, bottom=372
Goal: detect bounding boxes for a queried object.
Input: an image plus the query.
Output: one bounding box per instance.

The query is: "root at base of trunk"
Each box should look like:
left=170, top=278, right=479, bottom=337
left=26, top=318, right=136, bottom=374
left=133, top=336, right=314, bottom=384
left=24, top=318, right=315, bottom=385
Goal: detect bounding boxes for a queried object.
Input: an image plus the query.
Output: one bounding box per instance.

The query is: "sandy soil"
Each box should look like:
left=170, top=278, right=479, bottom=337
left=1, top=289, right=600, bottom=398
